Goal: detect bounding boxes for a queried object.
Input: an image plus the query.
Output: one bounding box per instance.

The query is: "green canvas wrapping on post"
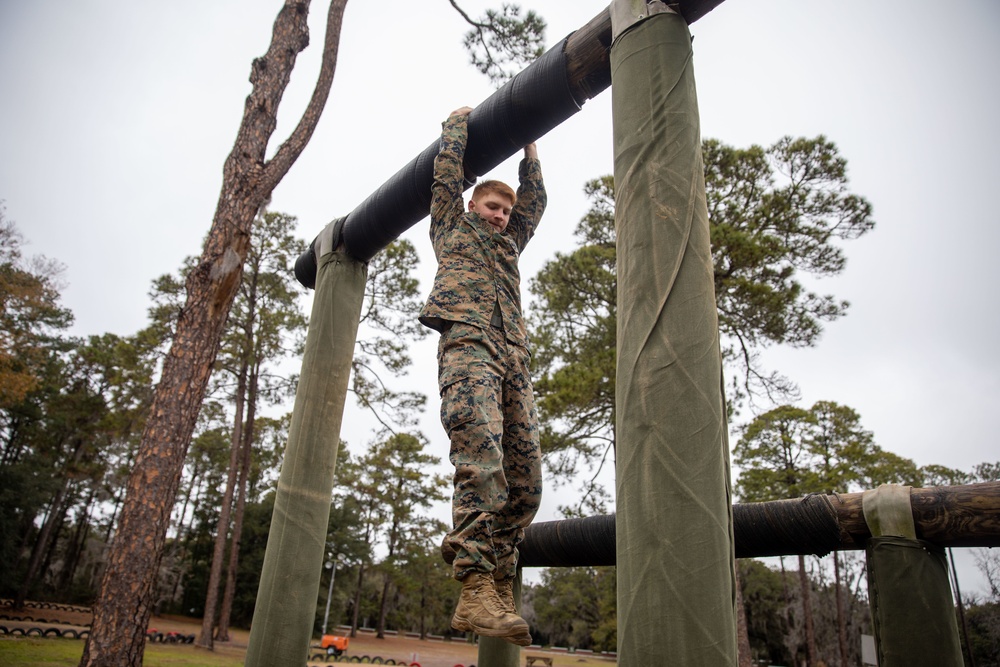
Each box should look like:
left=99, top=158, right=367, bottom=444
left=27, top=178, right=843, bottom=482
left=611, top=7, right=737, bottom=666
left=866, top=536, right=964, bottom=667
left=245, top=250, right=366, bottom=667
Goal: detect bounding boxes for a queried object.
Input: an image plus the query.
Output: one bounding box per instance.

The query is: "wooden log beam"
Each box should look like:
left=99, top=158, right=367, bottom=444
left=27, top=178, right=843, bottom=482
left=833, top=481, right=1000, bottom=549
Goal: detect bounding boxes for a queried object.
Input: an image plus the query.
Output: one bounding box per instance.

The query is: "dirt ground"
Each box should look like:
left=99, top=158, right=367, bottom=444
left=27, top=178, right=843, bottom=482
left=0, top=601, right=616, bottom=667
left=305, top=632, right=617, bottom=667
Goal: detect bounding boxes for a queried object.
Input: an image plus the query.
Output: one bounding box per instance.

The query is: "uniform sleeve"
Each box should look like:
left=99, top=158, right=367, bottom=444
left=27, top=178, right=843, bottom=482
left=429, top=114, right=469, bottom=254
left=508, top=156, right=547, bottom=251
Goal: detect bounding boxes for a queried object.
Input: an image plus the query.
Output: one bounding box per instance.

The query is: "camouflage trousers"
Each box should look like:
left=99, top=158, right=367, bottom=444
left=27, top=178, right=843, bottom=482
left=437, top=322, right=542, bottom=581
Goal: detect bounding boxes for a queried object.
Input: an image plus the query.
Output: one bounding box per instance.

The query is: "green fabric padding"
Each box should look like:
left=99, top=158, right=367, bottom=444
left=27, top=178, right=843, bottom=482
left=866, top=536, right=963, bottom=667
left=245, top=250, right=367, bottom=667
left=611, top=9, right=736, bottom=667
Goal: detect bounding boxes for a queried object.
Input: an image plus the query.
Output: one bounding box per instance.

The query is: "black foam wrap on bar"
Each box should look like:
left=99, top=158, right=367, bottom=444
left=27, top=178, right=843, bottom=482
left=335, top=37, right=580, bottom=265
left=518, top=497, right=845, bottom=568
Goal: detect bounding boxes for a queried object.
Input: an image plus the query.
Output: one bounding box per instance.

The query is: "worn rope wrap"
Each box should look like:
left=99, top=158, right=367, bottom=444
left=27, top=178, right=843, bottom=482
left=518, top=514, right=617, bottom=567
left=733, top=494, right=842, bottom=558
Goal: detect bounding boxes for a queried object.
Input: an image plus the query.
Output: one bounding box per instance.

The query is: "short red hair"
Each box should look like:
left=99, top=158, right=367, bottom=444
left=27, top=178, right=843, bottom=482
left=472, top=180, right=516, bottom=207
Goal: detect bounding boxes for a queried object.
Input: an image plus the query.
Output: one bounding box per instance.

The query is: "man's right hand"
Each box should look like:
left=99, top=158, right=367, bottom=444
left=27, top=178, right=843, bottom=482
left=450, top=106, right=473, bottom=118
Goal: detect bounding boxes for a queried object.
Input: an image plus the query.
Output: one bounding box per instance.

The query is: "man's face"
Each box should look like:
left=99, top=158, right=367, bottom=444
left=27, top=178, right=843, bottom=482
left=469, top=192, right=513, bottom=233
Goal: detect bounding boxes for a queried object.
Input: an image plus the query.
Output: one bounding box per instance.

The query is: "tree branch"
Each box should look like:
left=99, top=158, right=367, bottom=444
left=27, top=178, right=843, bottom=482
left=262, top=0, right=348, bottom=193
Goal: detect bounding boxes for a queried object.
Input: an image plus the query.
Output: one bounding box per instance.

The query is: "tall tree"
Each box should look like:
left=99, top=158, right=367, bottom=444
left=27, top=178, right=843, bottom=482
left=375, top=435, right=448, bottom=639
left=705, top=137, right=875, bottom=405
left=735, top=400, right=912, bottom=667
left=5, top=329, right=159, bottom=608
left=803, top=400, right=874, bottom=667
left=350, top=239, right=429, bottom=434
left=338, top=432, right=448, bottom=639
left=528, top=137, right=874, bottom=480
left=0, top=205, right=73, bottom=410
left=735, top=405, right=822, bottom=667
left=391, top=517, right=454, bottom=639
left=528, top=176, right=617, bottom=494
left=0, top=214, right=75, bottom=589
left=450, top=1, right=546, bottom=86
left=531, top=565, right=617, bottom=652
left=79, top=3, right=349, bottom=664
left=197, top=209, right=307, bottom=648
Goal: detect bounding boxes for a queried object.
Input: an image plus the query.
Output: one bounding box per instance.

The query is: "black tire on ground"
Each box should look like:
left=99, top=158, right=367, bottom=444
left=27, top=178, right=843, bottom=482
left=372, top=657, right=383, bottom=664
left=11, top=627, right=25, bottom=636
left=78, top=630, right=90, bottom=639
left=44, top=627, right=62, bottom=637
left=0, top=625, right=8, bottom=635
left=26, top=627, right=43, bottom=636
left=64, top=629, right=79, bottom=639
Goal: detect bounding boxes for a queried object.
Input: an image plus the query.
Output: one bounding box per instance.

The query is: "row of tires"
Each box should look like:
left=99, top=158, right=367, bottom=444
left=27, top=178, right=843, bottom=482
left=0, top=625, right=91, bottom=639
left=0, top=625, right=195, bottom=644
left=147, top=632, right=196, bottom=644
left=0, top=614, right=88, bottom=627
left=307, top=655, right=475, bottom=666
left=309, top=656, right=411, bottom=664
left=0, top=599, right=90, bottom=613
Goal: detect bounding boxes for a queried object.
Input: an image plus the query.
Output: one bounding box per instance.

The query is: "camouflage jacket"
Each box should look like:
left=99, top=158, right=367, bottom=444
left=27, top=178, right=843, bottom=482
left=419, top=113, right=546, bottom=347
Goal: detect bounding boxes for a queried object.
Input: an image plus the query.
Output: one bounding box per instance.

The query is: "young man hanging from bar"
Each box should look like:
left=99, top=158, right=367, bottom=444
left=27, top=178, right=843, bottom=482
left=419, top=106, right=546, bottom=646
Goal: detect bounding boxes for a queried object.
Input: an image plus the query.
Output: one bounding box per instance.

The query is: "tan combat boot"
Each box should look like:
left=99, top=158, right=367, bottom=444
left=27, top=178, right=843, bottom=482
left=494, top=576, right=516, bottom=614
left=452, top=571, right=531, bottom=646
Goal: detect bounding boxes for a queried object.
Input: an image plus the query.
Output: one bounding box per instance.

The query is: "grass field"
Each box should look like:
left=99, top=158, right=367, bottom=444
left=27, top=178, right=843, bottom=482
left=0, top=637, right=246, bottom=666
left=0, top=600, right=616, bottom=667
left=0, top=627, right=616, bottom=667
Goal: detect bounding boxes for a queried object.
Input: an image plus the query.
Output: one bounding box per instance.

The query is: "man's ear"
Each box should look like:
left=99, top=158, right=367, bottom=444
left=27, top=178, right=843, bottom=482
left=468, top=199, right=477, bottom=213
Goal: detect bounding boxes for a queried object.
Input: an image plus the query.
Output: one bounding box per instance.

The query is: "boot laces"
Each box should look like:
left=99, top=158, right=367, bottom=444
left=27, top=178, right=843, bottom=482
left=472, top=574, right=506, bottom=615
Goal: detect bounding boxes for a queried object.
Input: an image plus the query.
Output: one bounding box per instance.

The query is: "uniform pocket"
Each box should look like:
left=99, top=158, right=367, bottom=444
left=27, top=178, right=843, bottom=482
left=439, top=375, right=476, bottom=434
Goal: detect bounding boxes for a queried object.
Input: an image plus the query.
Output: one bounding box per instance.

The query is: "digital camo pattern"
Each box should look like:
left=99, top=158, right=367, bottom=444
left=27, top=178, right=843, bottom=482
left=418, top=112, right=547, bottom=347
left=438, top=323, right=542, bottom=581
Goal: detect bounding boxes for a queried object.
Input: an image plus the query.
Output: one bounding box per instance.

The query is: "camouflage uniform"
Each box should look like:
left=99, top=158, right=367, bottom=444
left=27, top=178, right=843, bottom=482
left=419, top=112, right=546, bottom=581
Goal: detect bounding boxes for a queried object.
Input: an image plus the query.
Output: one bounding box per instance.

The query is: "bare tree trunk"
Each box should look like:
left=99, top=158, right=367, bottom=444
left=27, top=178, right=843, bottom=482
left=39, top=500, right=71, bottom=592
left=197, top=362, right=248, bottom=650
left=15, top=439, right=85, bottom=609
left=216, top=368, right=259, bottom=642
left=798, top=554, right=816, bottom=667
left=166, top=458, right=201, bottom=607
left=949, top=548, right=977, bottom=667
left=376, top=574, right=391, bottom=639
left=103, top=491, right=120, bottom=544
left=419, top=582, right=427, bottom=641
left=833, top=552, right=848, bottom=667
left=79, top=2, right=347, bottom=664
left=58, top=493, right=95, bottom=592
left=350, top=562, right=366, bottom=638
left=735, top=564, right=753, bottom=667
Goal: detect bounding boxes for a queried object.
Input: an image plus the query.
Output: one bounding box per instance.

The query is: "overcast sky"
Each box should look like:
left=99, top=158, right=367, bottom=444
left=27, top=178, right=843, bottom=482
left=2, top=1, right=998, bottom=596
